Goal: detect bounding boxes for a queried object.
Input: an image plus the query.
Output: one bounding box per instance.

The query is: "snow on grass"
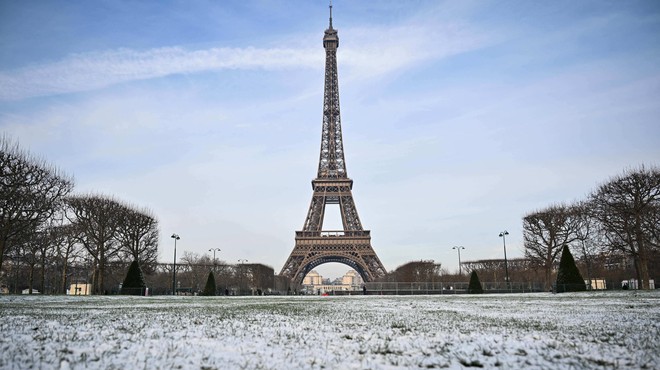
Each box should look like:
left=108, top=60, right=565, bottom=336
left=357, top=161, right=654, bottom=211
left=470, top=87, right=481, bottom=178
left=1, top=291, right=658, bottom=369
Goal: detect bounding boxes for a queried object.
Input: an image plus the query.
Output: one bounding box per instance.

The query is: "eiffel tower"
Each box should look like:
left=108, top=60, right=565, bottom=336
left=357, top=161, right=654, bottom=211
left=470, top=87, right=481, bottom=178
left=280, top=4, right=387, bottom=285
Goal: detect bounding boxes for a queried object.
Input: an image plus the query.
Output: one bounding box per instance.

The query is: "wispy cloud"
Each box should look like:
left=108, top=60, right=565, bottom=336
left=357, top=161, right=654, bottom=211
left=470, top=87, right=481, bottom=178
left=342, top=21, right=491, bottom=79
left=0, top=17, right=491, bottom=101
left=0, top=46, right=322, bottom=100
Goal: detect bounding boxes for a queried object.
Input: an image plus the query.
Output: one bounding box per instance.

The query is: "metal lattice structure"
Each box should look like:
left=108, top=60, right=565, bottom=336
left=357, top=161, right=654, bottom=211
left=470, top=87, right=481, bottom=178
left=280, top=5, right=387, bottom=285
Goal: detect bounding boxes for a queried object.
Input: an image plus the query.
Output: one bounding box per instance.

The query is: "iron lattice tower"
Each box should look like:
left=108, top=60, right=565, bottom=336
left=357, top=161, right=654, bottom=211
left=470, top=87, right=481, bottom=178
left=280, top=5, right=387, bottom=285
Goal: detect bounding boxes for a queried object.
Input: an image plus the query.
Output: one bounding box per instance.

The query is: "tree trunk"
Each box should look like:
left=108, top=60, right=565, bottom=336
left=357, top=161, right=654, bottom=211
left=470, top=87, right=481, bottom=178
left=91, top=267, right=99, bottom=295
left=13, top=251, right=21, bottom=294
left=40, top=252, right=46, bottom=294
left=0, top=243, right=5, bottom=278
left=60, top=256, right=69, bottom=294
left=545, top=251, right=553, bottom=291
left=637, top=244, right=650, bottom=290
left=28, top=261, right=35, bottom=294
left=635, top=224, right=651, bottom=290
left=581, top=242, right=592, bottom=289
left=98, top=254, right=105, bottom=295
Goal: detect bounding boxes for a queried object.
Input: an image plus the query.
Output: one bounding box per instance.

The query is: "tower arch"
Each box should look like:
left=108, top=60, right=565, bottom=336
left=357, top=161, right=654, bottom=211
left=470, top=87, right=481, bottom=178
left=297, top=254, right=370, bottom=286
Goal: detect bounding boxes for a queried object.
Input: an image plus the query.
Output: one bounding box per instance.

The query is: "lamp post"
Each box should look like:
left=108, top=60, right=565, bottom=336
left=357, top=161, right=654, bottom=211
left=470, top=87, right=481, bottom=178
left=209, top=248, right=221, bottom=270
left=452, top=246, right=465, bottom=275
left=238, top=259, right=248, bottom=295
left=499, top=231, right=510, bottom=290
left=171, top=233, right=180, bottom=295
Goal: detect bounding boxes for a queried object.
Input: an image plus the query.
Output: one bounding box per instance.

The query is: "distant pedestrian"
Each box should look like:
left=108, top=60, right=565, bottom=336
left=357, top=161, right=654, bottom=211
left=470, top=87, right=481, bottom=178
left=362, top=285, right=367, bottom=295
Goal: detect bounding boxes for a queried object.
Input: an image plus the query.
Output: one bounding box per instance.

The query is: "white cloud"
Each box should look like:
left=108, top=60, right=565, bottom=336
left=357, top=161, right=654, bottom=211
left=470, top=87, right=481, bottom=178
left=341, top=21, right=491, bottom=80
left=0, top=18, right=492, bottom=101
left=0, top=46, right=322, bottom=100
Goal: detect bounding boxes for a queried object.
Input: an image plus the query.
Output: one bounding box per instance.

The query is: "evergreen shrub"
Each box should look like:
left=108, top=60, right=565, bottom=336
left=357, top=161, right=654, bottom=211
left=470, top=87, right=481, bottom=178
left=467, top=271, right=484, bottom=294
left=203, top=271, right=216, bottom=296
left=121, top=260, right=146, bottom=295
left=555, top=245, right=586, bottom=293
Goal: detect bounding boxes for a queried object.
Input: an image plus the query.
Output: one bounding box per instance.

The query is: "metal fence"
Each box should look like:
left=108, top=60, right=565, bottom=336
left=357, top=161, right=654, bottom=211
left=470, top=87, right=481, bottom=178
left=362, top=281, right=545, bottom=295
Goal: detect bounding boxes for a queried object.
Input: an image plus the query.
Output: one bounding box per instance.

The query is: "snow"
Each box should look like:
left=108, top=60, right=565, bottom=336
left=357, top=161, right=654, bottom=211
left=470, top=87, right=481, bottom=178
left=1, top=292, right=658, bottom=369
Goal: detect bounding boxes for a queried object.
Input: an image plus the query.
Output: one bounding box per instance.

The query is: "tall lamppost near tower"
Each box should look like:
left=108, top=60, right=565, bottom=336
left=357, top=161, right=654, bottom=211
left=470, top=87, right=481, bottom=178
left=452, top=246, right=465, bottom=275
left=171, top=233, right=180, bottom=295
left=499, top=231, right=510, bottom=290
left=209, top=248, right=221, bottom=270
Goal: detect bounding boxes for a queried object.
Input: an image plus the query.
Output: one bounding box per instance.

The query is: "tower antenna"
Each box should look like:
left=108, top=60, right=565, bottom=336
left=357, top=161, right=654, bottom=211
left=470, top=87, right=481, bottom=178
left=329, top=1, right=333, bottom=29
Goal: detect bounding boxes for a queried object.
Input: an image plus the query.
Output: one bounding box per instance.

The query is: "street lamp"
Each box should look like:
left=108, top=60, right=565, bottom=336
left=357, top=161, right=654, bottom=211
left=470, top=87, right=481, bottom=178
left=209, top=248, right=221, bottom=266
left=499, top=231, right=510, bottom=290
left=171, top=233, right=180, bottom=295
left=452, top=246, right=465, bottom=275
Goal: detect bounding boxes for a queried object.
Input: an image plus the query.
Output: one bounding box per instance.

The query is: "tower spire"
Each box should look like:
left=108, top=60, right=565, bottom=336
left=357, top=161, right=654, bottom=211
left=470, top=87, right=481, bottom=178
left=320, top=0, right=342, bottom=178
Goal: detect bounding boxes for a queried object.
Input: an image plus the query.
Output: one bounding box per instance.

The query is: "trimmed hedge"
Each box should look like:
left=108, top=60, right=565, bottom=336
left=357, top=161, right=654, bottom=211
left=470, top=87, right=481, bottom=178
left=121, top=260, right=146, bottom=295
left=467, top=271, right=484, bottom=294
left=203, top=271, right=216, bottom=296
left=555, top=245, right=586, bottom=293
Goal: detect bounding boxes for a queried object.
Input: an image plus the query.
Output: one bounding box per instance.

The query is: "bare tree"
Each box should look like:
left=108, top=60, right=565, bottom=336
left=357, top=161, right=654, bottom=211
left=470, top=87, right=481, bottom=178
left=523, top=204, right=581, bottom=290
left=116, top=205, right=159, bottom=271
left=36, top=229, right=53, bottom=294
left=589, top=166, right=660, bottom=290
left=51, top=223, right=84, bottom=293
left=179, top=251, right=213, bottom=293
left=65, top=194, right=124, bottom=294
left=570, top=201, right=607, bottom=288
left=23, top=234, right=40, bottom=294
left=462, top=258, right=540, bottom=284
left=0, top=135, right=73, bottom=274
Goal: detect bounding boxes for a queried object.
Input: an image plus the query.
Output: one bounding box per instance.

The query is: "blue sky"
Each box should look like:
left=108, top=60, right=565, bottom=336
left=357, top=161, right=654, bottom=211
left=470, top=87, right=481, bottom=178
left=1, top=1, right=659, bottom=279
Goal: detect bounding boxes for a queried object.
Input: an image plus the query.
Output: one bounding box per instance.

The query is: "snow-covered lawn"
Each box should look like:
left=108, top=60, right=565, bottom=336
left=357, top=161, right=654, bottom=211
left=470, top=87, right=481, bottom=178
left=1, top=292, right=658, bottom=369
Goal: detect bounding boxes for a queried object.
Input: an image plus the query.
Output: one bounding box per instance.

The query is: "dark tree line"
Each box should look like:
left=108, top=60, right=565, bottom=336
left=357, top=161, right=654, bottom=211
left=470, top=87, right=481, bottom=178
left=165, top=251, right=274, bottom=295
left=0, top=135, right=73, bottom=278
left=1, top=136, right=159, bottom=294
left=383, top=260, right=442, bottom=283
left=523, top=166, right=659, bottom=290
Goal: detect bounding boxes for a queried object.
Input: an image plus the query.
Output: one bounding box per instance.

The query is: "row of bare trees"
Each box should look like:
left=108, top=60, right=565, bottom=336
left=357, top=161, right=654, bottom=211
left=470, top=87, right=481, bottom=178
left=65, top=195, right=158, bottom=294
left=154, top=251, right=274, bottom=295
left=523, top=166, right=659, bottom=290
left=1, top=135, right=159, bottom=294
left=0, top=135, right=73, bottom=281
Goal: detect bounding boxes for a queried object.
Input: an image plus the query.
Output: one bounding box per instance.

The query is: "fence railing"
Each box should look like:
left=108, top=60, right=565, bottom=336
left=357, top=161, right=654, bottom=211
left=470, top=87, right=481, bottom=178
left=362, top=281, right=545, bottom=295
left=295, top=230, right=371, bottom=238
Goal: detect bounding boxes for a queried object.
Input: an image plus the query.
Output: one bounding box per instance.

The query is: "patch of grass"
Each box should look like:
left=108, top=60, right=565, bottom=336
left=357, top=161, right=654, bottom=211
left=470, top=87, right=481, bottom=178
left=459, top=358, right=484, bottom=368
